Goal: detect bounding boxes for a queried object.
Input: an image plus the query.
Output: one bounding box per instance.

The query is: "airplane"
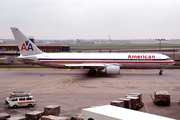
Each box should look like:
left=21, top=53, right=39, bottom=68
left=0, top=58, right=7, bottom=60
left=11, top=27, right=175, bottom=76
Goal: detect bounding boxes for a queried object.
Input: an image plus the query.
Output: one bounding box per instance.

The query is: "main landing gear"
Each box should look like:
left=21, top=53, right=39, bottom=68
left=159, top=69, right=163, bottom=75
left=88, top=69, right=96, bottom=76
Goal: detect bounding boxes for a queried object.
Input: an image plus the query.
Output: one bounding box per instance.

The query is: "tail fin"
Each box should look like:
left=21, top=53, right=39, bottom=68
left=11, top=27, right=43, bottom=56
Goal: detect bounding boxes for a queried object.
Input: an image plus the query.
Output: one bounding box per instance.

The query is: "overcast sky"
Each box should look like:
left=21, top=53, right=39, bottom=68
left=0, top=0, right=180, bottom=39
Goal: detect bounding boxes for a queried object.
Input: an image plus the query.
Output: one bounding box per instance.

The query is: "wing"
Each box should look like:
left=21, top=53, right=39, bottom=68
left=65, top=63, right=106, bottom=69
left=0, top=58, right=7, bottom=60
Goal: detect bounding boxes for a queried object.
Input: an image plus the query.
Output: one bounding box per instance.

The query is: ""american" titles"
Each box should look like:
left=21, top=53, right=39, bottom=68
left=128, top=55, right=155, bottom=59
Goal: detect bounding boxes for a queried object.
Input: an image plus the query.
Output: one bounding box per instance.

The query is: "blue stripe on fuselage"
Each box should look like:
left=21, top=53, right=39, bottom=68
left=38, top=58, right=168, bottom=61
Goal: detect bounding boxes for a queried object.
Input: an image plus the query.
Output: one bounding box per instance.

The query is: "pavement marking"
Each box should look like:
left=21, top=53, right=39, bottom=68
left=0, top=78, right=63, bottom=92
left=1, top=69, right=7, bottom=71
left=145, top=103, right=149, bottom=113
left=0, top=76, right=73, bottom=93
left=66, top=69, right=71, bottom=71
left=132, top=69, right=135, bottom=72
left=32, top=76, right=73, bottom=92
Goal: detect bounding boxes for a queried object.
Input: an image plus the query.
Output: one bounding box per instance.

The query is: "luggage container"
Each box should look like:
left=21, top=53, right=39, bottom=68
left=151, top=91, right=170, bottom=105
left=110, top=100, right=124, bottom=107
left=44, top=105, right=60, bottom=116
left=126, top=93, right=144, bottom=110
left=0, top=113, right=10, bottom=120
left=126, top=96, right=138, bottom=109
left=128, top=93, right=142, bottom=103
left=126, top=94, right=140, bottom=104
left=117, top=98, right=131, bottom=109
left=25, top=111, right=44, bottom=120
left=7, top=116, right=26, bottom=120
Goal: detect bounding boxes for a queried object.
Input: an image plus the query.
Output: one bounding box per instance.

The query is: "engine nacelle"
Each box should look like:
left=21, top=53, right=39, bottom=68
left=104, top=66, right=120, bottom=75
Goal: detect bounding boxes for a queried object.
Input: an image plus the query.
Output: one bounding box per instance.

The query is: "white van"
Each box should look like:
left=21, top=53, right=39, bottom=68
left=5, top=91, right=36, bottom=108
left=6, top=96, right=36, bottom=108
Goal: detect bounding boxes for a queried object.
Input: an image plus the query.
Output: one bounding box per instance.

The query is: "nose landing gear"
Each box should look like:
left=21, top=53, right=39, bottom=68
left=159, top=69, right=163, bottom=75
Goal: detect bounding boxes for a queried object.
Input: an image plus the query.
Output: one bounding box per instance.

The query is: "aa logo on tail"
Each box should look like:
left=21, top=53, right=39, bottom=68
left=21, top=41, right=33, bottom=51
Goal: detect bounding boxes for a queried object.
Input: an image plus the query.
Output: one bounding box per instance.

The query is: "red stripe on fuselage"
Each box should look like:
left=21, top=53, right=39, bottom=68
left=40, top=60, right=175, bottom=64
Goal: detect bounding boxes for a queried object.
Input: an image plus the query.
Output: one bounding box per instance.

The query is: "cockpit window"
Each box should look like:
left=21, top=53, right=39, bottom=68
left=167, top=58, right=170, bottom=60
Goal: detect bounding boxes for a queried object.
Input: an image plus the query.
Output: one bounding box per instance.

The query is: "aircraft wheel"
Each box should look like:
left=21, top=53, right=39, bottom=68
left=92, top=69, right=96, bottom=76
left=88, top=69, right=96, bottom=76
left=159, top=69, right=163, bottom=75
left=88, top=72, right=91, bottom=76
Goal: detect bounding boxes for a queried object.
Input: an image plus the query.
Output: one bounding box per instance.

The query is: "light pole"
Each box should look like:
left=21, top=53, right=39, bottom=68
left=155, top=39, right=165, bottom=50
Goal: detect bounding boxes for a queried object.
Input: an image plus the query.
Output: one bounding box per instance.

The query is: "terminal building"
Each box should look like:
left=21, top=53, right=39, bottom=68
left=0, top=37, right=70, bottom=64
left=0, top=45, right=70, bottom=64
left=0, top=45, right=70, bottom=54
left=0, top=37, right=70, bottom=54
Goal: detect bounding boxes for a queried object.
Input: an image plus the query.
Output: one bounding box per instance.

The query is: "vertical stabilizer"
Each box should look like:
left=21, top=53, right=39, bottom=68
left=11, top=27, right=43, bottom=56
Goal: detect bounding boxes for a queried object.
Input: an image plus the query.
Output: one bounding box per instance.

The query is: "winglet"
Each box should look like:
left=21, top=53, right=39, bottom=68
left=11, top=27, right=43, bottom=56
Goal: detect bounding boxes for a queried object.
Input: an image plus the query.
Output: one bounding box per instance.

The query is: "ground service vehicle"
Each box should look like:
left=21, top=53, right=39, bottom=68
left=5, top=91, right=36, bottom=108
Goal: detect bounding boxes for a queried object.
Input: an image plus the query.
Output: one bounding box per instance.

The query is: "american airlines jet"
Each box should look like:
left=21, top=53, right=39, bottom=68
left=11, top=27, right=175, bottom=76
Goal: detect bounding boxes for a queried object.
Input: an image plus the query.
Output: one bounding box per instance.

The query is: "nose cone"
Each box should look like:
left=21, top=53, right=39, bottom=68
left=172, top=60, right=175, bottom=65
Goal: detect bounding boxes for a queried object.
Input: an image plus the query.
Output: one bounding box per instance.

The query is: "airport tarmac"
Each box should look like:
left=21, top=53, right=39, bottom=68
left=0, top=68, right=180, bottom=119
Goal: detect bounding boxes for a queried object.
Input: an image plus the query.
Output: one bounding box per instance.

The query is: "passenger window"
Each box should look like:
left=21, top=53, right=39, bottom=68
left=26, top=97, right=32, bottom=100
left=12, top=98, right=17, bottom=101
left=19, top=98, right=25, bottom=101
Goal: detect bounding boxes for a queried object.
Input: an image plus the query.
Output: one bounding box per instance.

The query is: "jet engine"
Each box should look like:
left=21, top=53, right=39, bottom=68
left=104, top=66, right=120, bottom=75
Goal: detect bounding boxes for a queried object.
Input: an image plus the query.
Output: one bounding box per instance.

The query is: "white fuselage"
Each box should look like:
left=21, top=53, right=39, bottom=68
left=18, top=52, right=175, bottom=69
left=11, top=27, right=175, bottom=75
